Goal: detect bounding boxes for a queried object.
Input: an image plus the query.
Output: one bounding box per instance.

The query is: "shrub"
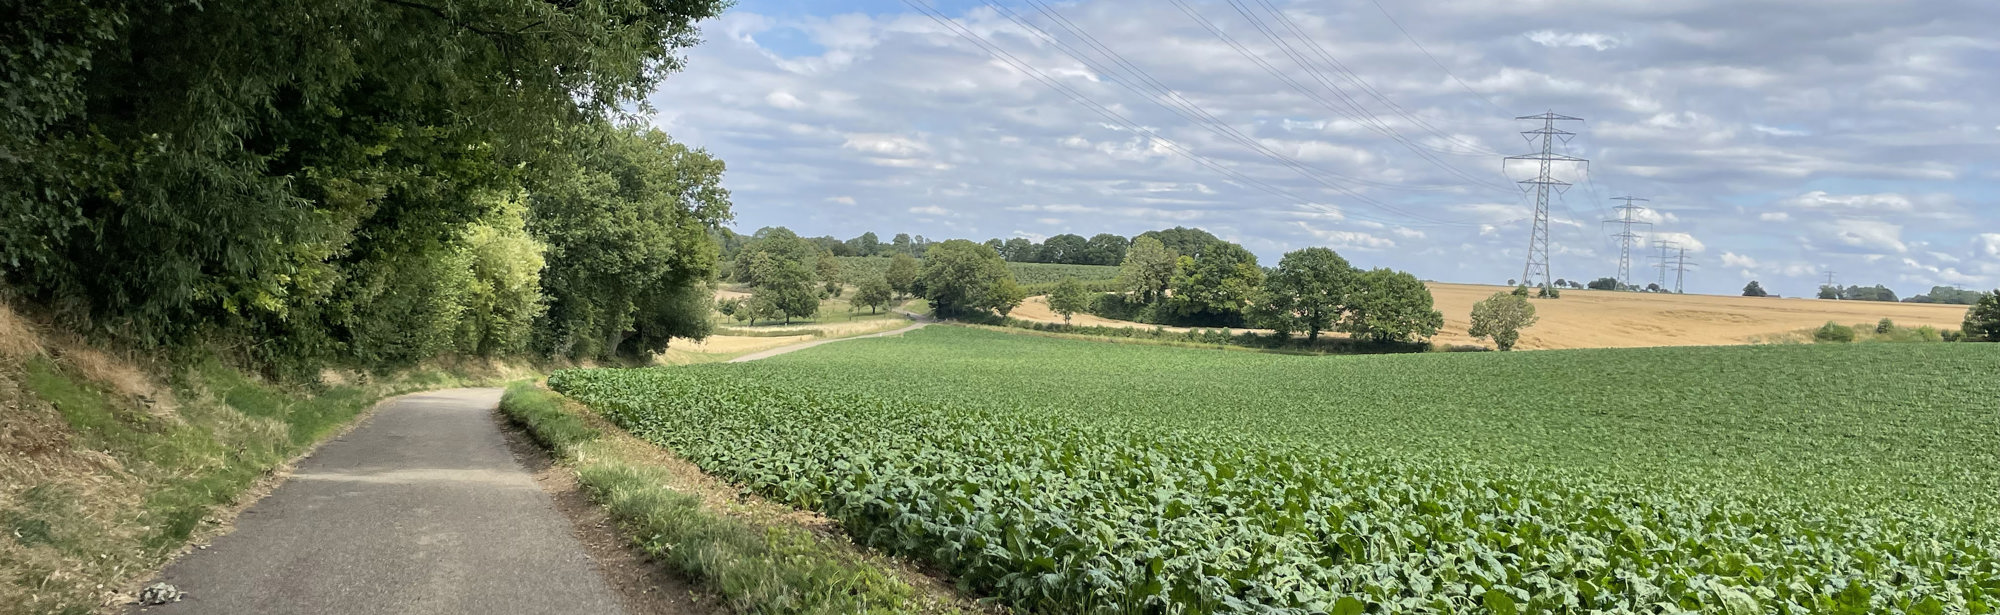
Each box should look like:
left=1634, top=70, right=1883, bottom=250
left=1813, top=322, right=1856, bottom=343
left=1875, top=318, right=1895, bottom=334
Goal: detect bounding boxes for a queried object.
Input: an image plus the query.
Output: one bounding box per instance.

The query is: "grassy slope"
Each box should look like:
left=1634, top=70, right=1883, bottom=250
left=0, top=305, right=534, bottom=615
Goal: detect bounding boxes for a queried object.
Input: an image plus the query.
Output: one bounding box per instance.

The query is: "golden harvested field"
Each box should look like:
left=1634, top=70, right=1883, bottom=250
left=1011, top=283, right=1974, bottom=351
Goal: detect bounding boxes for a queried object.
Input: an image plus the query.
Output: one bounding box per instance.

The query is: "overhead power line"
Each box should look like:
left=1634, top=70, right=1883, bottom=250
left=1166, top=0, right=1513, bottom=194
left=1365, top=0, right=1509, bottom=116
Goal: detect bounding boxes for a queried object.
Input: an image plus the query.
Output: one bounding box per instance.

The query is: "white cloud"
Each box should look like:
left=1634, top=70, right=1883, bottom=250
left=1721, top=252, right=1760, bottom=269
left=909, top=205, right=951, bottom=216
left=826, top=196, right=856, bottom=205
left=1758, top=212, right=1790, bottom=221
left=766, top=90, right=805, bottom=109
left=1825, top=219, right=1907, bottom=253
left=1778, top=190, right=1915, bottom=212
left=1526, top=30, right=1623, bottom=51
left=841, top=133, right=931, bottom=157
left=1981, top=234, right=2000, bottom=258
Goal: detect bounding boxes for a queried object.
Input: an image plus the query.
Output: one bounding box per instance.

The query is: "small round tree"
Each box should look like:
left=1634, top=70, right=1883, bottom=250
left=1046, top=276, right=1090, bottom=324
left=1469, top=291, right=1538, bottom=351
left=1743, top=281, right=1768, bottom=297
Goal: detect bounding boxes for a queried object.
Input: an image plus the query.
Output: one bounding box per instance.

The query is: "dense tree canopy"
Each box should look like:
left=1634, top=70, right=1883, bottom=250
left=1138, top=227, right=1221, bottom=258
left=1167, top=241, right=1264, bottom=326
left=0, top=0, right=730, bottom=372
left=1339, top=269, right=1444, bottom=343
left=919, top=240, right=1018, bottom=317
left=1260, top=248, right=1353, bottom=341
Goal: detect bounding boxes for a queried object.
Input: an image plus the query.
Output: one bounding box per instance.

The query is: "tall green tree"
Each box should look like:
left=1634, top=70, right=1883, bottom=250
left=1047, top=277, right=1090, bottom=324
left=1469, top=291, right=1538, bottom=351
left=853, top=275, right=894, bottom=314
left=919, top=240, right=1014, bottom=317
left=1168, top=241, right=1263, bottom=325
left=1742, top=281, right=1769, bottom=297
left=530, top=124, right=731, bottom=360
left=1260, top=248, right=1353, bottom=341
left=456, top=194, right=546, bottom=357
left=748, top=252, right=818, bottom=324
left=1339, top=268, right=1443, bottom=343
left=886, top=252, right=920, bottom=299
left=1119, top=236, right=1177, bottom=304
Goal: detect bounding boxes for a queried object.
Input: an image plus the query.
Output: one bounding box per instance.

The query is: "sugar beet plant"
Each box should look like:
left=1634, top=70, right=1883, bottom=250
left=549, top=328, right=2000, bottom=614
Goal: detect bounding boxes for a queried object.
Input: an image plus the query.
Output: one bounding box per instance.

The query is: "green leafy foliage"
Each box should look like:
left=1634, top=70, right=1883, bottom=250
left=1, top=0, right=729, bottom=370
left=1469, top=291, right=1537, bottom=351
left=553, top=327, right=2000, bottom=614
left=1118, top=236, right=1177, bottom=304
left=918, top=240, right=1015, bottom=318
left=852, top=275, right=894, bottom=314
left=1966, top=291, right=2000, bottom=341
left=1814, top=322, right=1857, bottom=343
left=1258, top=247, right=1353, bottom=340
left=1338, top=269, right=1443, bottom=342
left=1046, top=277, right=1090, bottom=324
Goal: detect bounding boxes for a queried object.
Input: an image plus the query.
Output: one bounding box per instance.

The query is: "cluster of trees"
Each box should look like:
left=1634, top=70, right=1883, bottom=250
left=1906, top=286, right=1991, bottom=305
left=0, top=1, right=731, bottom=376
left=716, top=228, right=923, bottom=323
left=1084, top=237, right=1442, bottom=343
left=1818, top=284, right=1899, bottom=302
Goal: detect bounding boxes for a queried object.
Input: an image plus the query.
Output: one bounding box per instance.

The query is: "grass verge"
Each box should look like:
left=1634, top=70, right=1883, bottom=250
left=498, top=383, right=975, bottom=615
left=0, top=326, right=537, bottom=615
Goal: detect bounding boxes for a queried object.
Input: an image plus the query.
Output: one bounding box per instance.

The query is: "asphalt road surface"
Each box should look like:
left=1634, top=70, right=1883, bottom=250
left=134, top=388, right=623, bottom=614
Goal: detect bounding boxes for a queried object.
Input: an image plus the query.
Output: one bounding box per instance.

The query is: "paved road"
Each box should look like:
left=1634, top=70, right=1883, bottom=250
left=136, top=389, right=622, bottom=615
left=727, top=311, right=931, bottom=363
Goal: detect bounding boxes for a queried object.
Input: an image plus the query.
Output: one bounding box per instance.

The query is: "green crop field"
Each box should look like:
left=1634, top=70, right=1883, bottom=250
left=837, top=256, right=1121, bottom=286
left=550, top=327, right=2000, bottom=614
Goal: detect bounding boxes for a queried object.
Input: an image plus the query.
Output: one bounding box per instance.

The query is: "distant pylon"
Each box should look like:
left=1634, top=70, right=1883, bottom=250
left=1653, top=241, right=1677, bottom=288
left=1505, top=112, right=1587, bottom=289
left=1604, top=197, right=1651, bottom=289
left=1673, top=246, right=1692, bottom=294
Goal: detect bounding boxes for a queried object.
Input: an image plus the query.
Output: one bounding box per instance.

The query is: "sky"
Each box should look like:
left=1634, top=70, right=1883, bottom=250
left=644, top=0, right=2000, bottom=297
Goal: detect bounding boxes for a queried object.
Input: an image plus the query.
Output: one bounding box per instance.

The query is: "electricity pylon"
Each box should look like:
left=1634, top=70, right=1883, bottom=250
left=1604, top=197, right=1651, bottom=289
left=1505, top=112, right=1586, bottom=289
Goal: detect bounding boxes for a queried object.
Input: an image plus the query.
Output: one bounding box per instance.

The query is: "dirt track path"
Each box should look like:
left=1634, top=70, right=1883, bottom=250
left=726, top=311, right=931, bottom=363
left=133, top=389, right=638, bottom=615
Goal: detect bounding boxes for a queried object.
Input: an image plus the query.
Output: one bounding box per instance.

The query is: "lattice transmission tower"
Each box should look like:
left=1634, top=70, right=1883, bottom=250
left=1504, top=112, right=1587, bottom=289
left=1653, top=241, right=1677, bottom=289
left=1604, top=196, right=1651, bottom=289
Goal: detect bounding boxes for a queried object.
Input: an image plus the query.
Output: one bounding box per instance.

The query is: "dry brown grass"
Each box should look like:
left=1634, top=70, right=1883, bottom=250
left=0, top=303, right=42, bottom=362
left=1009, top=283, right=1975, bottom=351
